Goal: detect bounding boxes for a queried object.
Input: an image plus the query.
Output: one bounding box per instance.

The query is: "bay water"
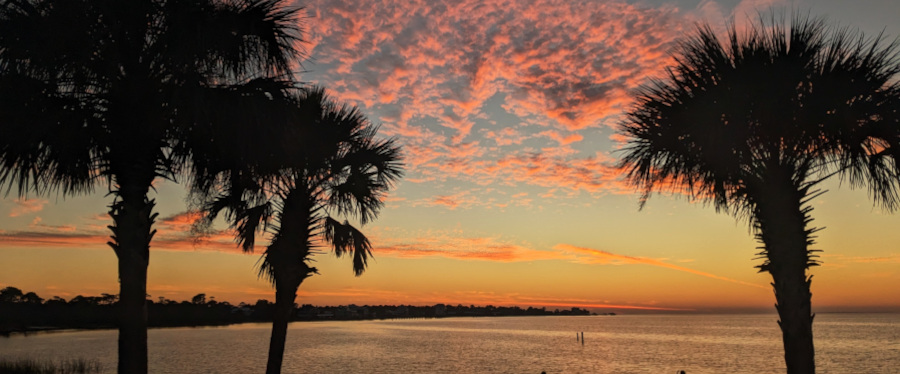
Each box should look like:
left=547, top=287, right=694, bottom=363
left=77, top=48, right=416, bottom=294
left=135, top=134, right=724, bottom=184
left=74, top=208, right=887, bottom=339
left=1, top=313, right=898, bottom=373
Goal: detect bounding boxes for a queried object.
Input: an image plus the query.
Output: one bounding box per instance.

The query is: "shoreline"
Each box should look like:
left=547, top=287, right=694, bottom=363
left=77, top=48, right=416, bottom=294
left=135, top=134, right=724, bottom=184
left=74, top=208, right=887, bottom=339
left=2, top=313, right=607, bottom=337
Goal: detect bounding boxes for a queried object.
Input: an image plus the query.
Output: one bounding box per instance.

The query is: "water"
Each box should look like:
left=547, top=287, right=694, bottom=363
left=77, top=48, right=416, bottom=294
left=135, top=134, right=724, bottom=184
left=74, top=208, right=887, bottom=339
left=1, top=314, right=898, bottom=373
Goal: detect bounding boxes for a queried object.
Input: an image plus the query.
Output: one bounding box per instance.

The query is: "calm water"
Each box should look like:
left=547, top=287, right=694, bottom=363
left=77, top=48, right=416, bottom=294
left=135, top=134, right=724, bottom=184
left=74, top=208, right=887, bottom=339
left=1, top=314, right=898, bottom=373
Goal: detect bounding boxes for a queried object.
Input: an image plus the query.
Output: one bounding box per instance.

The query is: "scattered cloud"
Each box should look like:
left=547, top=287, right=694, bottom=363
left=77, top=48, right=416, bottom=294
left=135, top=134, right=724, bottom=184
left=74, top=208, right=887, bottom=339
left=363, top=230, right=761, bottom=293
left=158, top=211, right=204, bottom=230
left=28, top=216, right=77, bottom=233
left=425, top=191, right=478, bottom=210
left=9, top=198, right=49, bottom=217
left=300, top=0, right=690, bottom=201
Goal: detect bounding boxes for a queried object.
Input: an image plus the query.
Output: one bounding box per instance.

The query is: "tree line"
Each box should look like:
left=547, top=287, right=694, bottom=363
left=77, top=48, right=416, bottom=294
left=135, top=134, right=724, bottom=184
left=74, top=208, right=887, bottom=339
left=0, top=286, right=592, bottom=335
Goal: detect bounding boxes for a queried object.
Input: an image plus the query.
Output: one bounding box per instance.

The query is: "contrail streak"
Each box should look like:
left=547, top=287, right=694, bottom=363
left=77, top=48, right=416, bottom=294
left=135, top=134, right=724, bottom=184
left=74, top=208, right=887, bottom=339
left=554, top=244, right=767, bottom=290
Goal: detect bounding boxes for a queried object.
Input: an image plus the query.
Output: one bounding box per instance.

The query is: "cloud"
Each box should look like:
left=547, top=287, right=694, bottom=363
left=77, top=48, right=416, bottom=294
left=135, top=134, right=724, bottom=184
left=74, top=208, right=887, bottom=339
left=0, top=228, right=245, bottom=254
left=9, top=198, right=49, bottom=217
left=299, top=0, right=690, bottom=199
left=0, top=210, right=245, bottom=254
left=538, top=130, right=584, bottom=145
left=28, top=216, right=77, bottom=232
left=821, top=253, right=900, bottom=265
left=0, top=230, right=107, bottom=248
left=554, top=244, right=767, bottom=289
left=695, top=0, right=792, bottom=36
left=483, top=127, right=526, bottom=146
left=404, top=148, right=630, bottom=201
left=158, top=211, right=204, bottom=230
left=368, top=228, right=566, bottom=262
left=425, top=191, right=478, bottom=210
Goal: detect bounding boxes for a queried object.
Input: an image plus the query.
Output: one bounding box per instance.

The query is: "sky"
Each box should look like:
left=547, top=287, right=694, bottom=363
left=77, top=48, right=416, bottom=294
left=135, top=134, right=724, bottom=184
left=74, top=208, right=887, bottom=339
left=2, top=0, right=900, bottom=313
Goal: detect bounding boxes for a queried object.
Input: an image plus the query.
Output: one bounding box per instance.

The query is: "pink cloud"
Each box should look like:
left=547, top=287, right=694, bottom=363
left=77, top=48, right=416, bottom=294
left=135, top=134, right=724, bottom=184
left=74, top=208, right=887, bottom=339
left=366, top=228, right=566, bottom=263
left=157, top=211, right=204, bottom=232
left=426, top=191, right=477, bottom=210
left=9, top=198, right=49, bottom=217
left=538, top=130, right=584, bottom=145
left=28, top=216, right=77, bottom=233
left=0, top=228, right=244, bottom=254
left=483, top=127, right=526, bottom=146
left=0, top=210, right=245, bottom=254
left=352, top=0, right=677, bottom=134
left=299, top=0, right=690, bottom=201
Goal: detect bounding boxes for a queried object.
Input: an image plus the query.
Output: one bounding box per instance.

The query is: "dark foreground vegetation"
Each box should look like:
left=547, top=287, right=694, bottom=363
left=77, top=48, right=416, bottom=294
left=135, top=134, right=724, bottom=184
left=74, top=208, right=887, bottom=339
left=0, top=286, right=593, bottom=335
left=0, top=358, right=101, bottom=374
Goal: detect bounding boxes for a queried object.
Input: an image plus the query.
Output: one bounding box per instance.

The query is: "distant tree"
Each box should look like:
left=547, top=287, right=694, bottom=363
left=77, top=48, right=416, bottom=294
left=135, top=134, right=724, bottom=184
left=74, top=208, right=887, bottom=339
left=191, top=293, right=207, bottom=305
left=0, top=1, right=302, bottom=372
left=618, top=14, right=900, bottom=373
left=46, top=296, right=67, bottom=306
left=69, top=295, right=94, bottom=306
left=192, top=88, right=403, bottom=374
left=0, top=287, right=23, bottom=303
left=20, top=292, right=43, bottom=304
left=99, top=293, right=118, bottom=306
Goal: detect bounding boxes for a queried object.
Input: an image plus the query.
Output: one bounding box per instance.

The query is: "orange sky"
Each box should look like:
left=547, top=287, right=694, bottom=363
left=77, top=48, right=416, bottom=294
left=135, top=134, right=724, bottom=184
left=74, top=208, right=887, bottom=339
left=2, top=0, right=900, bottom=313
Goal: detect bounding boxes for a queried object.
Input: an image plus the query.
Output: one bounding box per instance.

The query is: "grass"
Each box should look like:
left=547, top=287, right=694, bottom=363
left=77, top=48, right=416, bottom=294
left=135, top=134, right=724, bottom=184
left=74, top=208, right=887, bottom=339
left=0, top=358, right=101, bottom=374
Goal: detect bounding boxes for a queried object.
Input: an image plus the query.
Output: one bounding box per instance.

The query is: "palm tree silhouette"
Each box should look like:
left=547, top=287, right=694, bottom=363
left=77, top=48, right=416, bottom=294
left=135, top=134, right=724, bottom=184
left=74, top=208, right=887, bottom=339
left=191, top=87, right=403, bottom=374
left=0, top=1, right=302, bottom=372
left=618, top=14, right=900, bottom=373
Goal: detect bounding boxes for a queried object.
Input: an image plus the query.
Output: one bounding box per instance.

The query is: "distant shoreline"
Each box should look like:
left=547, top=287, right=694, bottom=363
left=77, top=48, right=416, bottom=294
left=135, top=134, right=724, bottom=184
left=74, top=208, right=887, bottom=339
left=3, top=313, right=611, bottom=336
left=9, top=311, right=900, bottom=337
left=1, top=288, right=596, bottom=336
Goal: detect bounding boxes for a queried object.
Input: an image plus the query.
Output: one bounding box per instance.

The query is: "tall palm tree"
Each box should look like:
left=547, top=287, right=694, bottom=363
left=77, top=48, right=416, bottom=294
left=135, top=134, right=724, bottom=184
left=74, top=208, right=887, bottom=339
left=0, top=1, right=302, bottom=372
left=191, top=87, right=403, bottom=374
left=618, top=14, right=900, bottom=373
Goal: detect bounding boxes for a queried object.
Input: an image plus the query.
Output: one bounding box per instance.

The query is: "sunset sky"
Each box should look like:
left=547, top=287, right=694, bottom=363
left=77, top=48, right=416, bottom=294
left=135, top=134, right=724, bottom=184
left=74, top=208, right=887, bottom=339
left=2, top=0, right=900, bottom=313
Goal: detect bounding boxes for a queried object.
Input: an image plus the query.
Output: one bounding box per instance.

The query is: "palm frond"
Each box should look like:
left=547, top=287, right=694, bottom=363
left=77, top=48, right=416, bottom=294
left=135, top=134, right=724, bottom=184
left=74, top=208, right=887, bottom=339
left=618, top=12, right=900, bottom=219
left=0, top=74, right=98, bottom=196
left=179, top=78, right=300, bottom=193
left=323, top=216, right=372, bottom=276
left=159, top=0, right=304, bottom=81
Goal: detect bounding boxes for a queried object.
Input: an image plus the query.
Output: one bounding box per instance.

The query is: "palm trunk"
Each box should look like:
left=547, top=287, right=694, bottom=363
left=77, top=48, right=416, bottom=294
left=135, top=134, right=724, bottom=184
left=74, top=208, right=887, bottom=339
left=265, top=280, right=301, bottom=374
left=264, top=191, right=315, bottom=374
left=108, top=179, right=156, bottom=374
left=755, top=176, right=816, bottom=374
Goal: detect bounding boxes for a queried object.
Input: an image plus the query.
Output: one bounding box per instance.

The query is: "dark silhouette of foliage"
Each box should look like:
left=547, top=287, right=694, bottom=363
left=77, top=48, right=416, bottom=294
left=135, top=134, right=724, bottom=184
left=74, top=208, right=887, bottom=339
left=1, top=286, right=591, bottom=337
left=191, top=87, right=403, bottom=374
left=0, top=357, right=102, bottom=373
left=0, top=0, right=303, bottom=372
left=618, top=13, right=900, bottom=374
left=0, top=287, right=24, bottom=303
left=0, top=288, right=250, bottom=334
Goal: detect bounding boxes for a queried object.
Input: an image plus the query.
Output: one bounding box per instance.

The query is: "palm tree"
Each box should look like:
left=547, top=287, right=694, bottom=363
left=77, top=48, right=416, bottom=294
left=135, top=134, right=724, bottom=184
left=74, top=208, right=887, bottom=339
left=0, top=1, right=302, bottom=372
left=618, top=14, right=900, bottom=373
left=191, top=87, right=403, bottom=374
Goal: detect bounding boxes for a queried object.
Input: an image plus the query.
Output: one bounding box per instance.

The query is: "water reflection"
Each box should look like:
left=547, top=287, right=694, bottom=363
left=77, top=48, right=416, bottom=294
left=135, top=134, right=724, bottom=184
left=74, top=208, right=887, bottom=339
left=1, top=314, right=898, bottom=373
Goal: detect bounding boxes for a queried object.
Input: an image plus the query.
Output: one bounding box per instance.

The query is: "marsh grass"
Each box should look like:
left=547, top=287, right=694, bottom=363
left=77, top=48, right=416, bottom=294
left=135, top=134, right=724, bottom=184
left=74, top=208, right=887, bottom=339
left=0, top=358, right=101, bottom=374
